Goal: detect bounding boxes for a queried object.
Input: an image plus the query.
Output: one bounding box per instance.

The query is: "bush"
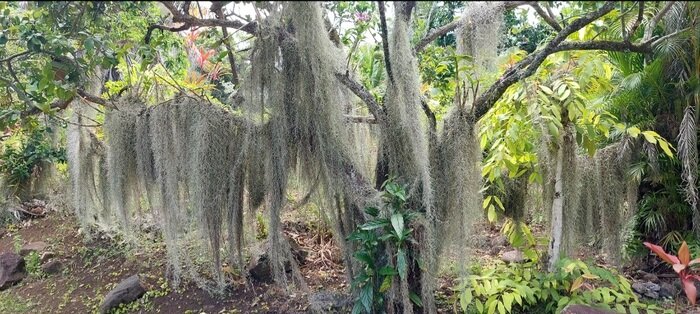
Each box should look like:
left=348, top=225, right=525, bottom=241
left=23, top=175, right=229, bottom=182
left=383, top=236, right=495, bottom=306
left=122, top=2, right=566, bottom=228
left=0, top=127, right=65, bottom=190
left=454, top=258, right=670, bottom=314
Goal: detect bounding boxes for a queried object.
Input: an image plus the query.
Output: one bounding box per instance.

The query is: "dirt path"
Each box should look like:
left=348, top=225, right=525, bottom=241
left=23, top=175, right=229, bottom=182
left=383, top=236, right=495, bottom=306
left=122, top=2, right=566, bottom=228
left=0, top=211, right=346, bottom=313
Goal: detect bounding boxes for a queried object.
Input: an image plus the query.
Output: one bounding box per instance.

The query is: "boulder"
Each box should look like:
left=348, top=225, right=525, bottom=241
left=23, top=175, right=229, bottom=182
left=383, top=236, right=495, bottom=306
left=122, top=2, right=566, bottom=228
left=247, top=238, right=307, bottom=283
left=490, top=235, right=508, bottom=247
left=0, top=252, right=27, bottom=290
left=41, top=260, right=63, bottom=275
left=501, top=250, right=525, bottom=263
left=659, top=281, right=679, bottom=299
left=308, top=291, right=353, bottom=313
left=561, top=304, right=616, bottom=314
left=19, top=241, right=48, bottom=257
left=99, top=275, right=146, bottom=314
left=39, top=251, right=55, bottom=263
left=632, top=281, right=661, bottom=299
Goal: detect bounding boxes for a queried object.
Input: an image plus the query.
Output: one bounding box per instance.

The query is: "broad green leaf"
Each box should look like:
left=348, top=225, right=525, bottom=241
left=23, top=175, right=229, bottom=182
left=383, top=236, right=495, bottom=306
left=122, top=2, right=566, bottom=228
left=540, top=85, right=554, bottom=95
left=363, top=206, right=379, bottom=217
left=397, top=248, right=407, bottom=280
left=409, top=292, right=423, bottom=307
left=391, top=213, right=404, bottom=239
left=658, top=140, right=673, bottom=157
left=359, top=219, right=388, bottom=231
left=641, top=131, right=657, bottom=144
left=360, top=284, right=373, bottom=313
left=487, top=205, right=497, bottom=223
left=502, top=293, right=513, bottom=312
left=493, top=196, right=504, bottom=210
left=379, top=275, right=392, bottom=293
left=626, top=127, right=640, bottom=138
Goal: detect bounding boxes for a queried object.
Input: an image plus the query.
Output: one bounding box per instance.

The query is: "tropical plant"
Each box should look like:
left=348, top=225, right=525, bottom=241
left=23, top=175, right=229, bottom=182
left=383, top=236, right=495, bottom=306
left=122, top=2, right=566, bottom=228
left=643, top=241, right=700, bottom=305
left=455, top=258, right=667, bottom=314
left=348, top=179, right=420, bottom=314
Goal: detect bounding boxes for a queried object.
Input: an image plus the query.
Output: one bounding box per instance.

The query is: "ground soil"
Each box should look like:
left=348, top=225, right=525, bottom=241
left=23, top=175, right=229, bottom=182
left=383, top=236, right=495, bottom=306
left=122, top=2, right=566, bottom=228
left=0, top=209, right=345, bottom=313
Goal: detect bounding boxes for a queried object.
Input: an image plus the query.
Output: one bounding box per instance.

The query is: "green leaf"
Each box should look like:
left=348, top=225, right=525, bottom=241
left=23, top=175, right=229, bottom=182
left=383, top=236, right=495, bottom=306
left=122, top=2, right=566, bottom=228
left=483, top=195, right=492, bottom=209
left=476, top=299, right=484, bottom=313
left=540, top=85, right=554, bottom=95
left=353, top=251, right=374, bottom=268
left=391, top=213, right=404, bottom=239
left=397, top=248, right=408, bottom=280
left=461, top=289, right=473, bottom=310
left=497, top=302, right=506, bottom=314
left=409, top=292, right=423, bottom=307
left=641, top=131, right=657, bottom=144
left=378, top=266, right=397, bottom=276
left=379, top=275, right=392, bottom=293
left=493, top=196, right=504, bottom=210
left=626, top=126, right=640, bottom=138
left=487, top=205, right=497, bottom=223
left=359, top=219, right=389, bottom=231
left=658, top=140, right=673, bottom=157
left=360, top=284, right=373, bottom=313
left=363, top=206, right=379, bottom=217
left=503, top=293, right=513, bottom=312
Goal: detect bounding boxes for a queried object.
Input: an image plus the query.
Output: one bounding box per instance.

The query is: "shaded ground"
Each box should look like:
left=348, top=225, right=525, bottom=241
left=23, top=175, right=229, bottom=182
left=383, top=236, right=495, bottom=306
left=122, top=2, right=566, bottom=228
left=0, top=209, right=345, bottom=313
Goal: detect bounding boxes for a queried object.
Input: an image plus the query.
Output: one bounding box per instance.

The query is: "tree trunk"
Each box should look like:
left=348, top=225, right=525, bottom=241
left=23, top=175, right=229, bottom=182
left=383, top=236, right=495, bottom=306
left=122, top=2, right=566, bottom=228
left=548, top=130, right=565, bottom=272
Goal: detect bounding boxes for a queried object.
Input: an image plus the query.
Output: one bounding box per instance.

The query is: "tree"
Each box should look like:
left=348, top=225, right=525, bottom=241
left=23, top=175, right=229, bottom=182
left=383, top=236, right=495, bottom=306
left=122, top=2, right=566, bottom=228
left=0, top=1, right=691, bottom=312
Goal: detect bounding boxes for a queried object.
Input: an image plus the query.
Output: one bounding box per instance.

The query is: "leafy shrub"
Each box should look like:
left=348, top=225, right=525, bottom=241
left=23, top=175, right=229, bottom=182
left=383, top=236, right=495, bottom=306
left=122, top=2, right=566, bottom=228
left=644, top=241, right=700, bottom=305
left=454, top=259, right=668, bottom=314
left=0, top=127, right=65, bottom=189
left=348, top=180, right=420, bottom=314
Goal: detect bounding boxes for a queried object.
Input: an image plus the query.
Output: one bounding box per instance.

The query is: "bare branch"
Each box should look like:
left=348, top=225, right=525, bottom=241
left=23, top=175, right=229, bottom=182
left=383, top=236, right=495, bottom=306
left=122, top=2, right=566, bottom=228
left=346, top=115, right=377, bottom=124
left=420, top=98, right=436, bottom=132
left=415, top=19, right=461, bottom=53
left=157, top=1, right=257, bottom=35
left=627, top=2, right=645, bottom=41
left=644, top=1, right=676, bottom=41
left=531, top=2, right=562, bottom=31
left=414, top=1, right=529, bottom=53
left=335, top=73, right=383, bottom=122
left=213, top=5, right=239, bottom=85
left=474, top=1, right=618, bottom=119
left=377, top=1, right=393, bottom=84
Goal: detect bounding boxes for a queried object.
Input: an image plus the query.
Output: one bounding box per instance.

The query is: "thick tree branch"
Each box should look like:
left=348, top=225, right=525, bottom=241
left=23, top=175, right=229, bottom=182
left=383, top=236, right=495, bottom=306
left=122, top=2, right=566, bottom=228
left=145, top=23, right=191, bottom=44
left=420, top=98, right=436, bottom=133
left=644, top=1, right=675, bottom=41
left=627, top=2, right=645, bottom=41
left=155, top=1, right=257, bottom=36
left=377, top=1, right=393, bottom=84
left=213, top=6, right=239, bottom=85
left=414, top=1, right=529, bottom=53
left=473, top=2, right=618, bottom=119
left=335, top=73, right=383, bottom=122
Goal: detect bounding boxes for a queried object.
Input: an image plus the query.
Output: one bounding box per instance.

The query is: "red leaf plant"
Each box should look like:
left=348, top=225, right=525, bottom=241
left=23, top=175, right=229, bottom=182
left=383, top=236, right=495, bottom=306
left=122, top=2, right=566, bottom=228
left=644, top=241, right=700, bottom=305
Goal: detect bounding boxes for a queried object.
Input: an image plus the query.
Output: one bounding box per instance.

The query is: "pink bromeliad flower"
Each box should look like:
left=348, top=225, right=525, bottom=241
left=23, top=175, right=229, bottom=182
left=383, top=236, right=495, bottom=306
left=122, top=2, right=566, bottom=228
left=354, top=11, right=370, bottom=22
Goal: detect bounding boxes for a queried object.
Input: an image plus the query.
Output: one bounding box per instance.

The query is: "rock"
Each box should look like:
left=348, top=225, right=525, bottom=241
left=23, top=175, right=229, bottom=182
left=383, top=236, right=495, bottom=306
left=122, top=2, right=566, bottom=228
left=19, top=241, right=48, bottom=256
left=632, top=281, right=661, bottom=299
left=39, top=251, right=55, bottom=263
left=41, top=260, right=63, bottom=274
left=308, top=291, right=353, bottom=313
left=560, top=304, right=616, bottom=314
left=659, top=282, right=678, bottom=299
left=247, top=238, right=307, bottom=283
left=490, top=235, right=508, bottom=247
left=489, top=245, right=503, bottom=256
left=640, top=271, right=659, bottom=283
left=0, top=252, right=27, bottom=290
left=99, top=275, right=146, bottom=314
left=501, top=250, right=525, bottom=263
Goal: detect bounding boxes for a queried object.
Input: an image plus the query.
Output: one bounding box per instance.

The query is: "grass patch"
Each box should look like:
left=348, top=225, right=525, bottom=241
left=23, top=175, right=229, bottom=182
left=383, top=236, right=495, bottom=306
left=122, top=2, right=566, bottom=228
left=0, top=291, right=36, bottom=313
